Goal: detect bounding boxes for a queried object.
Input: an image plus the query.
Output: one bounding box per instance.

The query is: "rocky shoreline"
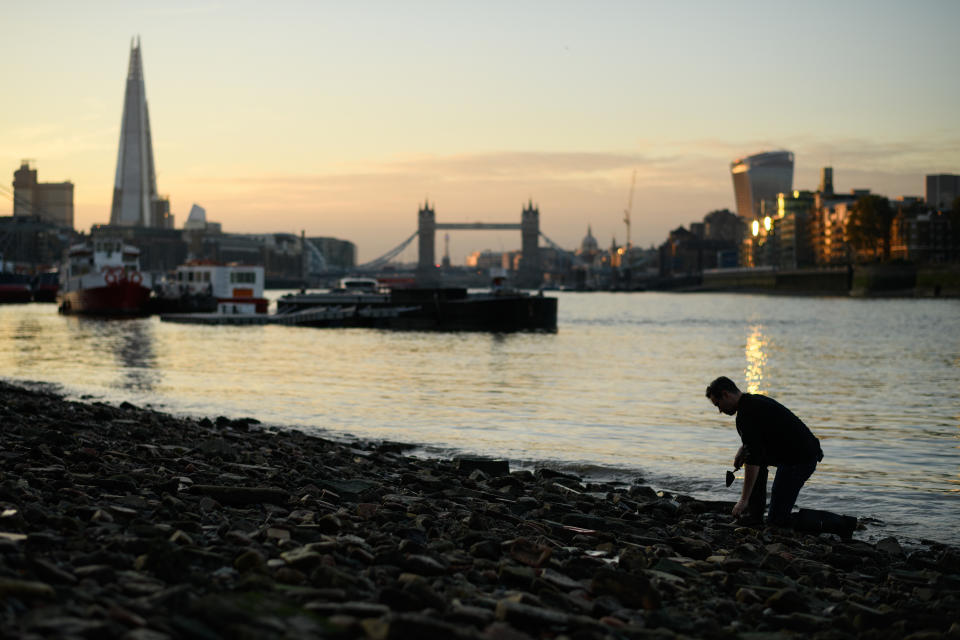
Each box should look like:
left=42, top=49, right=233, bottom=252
left=1, top=380, right=957, bottom=639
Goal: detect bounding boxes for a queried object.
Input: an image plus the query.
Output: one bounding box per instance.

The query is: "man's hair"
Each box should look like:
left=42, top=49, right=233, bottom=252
left=706, top=376, right=740, bottom=398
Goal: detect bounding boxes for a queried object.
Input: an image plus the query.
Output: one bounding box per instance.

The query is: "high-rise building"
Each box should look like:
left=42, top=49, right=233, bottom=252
left=777, top=190, right=816, bottom=269
left=12, top=161, right=74, bottom=228
left=730, top=151, right=794, bottom=220
left=109, top=38, right=171, bottom=228
left=925, top=174, right=960, bottom=210
left=819, top=167, right=834, bottom=197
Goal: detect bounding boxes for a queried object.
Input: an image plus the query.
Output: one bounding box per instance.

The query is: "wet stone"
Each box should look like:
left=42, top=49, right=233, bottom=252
left=495, top=599, right=570, bottom=630
left=590, top=568, right=661, bottom=610
left=765, top=587, right=810, bottom=614
left=0, top=577, right=56, bottom=599
left=457, top=458, right=511, bottom=477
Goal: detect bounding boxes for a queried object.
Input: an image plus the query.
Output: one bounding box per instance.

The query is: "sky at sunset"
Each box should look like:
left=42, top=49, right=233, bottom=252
left=2, top=1, right=958, bottom=263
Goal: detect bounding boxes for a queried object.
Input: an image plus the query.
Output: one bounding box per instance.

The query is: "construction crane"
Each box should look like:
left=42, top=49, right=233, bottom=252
left=623, top=169, right=636, bottom=251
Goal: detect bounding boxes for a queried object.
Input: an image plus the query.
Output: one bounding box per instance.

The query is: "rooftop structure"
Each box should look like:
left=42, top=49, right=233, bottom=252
left=184, top=204, right=207, bottom=230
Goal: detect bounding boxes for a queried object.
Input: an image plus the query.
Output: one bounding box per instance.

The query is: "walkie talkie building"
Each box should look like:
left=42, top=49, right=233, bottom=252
left=730, top=151, right=794, bottom=220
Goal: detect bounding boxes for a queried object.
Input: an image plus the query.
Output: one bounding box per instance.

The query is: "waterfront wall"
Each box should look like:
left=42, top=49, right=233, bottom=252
left=850, top=264, right=916, bottom=297
left=701, top=267, right=848, bottom=294
left=701, top=264, right=960, bottom=297
left=852, top=264, right=960, bottom=297
left=916, top=264, right=960, bottom=297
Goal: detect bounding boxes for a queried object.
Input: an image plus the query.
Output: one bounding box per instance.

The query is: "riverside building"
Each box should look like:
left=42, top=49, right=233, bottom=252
left=11, top=162, right=74, bottom=228
left=926, top=174, right=960, bottom=210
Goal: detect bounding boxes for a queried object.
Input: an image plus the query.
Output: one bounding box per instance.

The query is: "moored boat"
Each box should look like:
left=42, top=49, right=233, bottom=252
left=276, top=279, right=557, bottom=332
left=154, top=260, right=268, bottom=314
left=0, top=272, right=33, bottom=303
left=31, top=271, right=60, bottom=302
left=58, top=239, right=151, bottom=316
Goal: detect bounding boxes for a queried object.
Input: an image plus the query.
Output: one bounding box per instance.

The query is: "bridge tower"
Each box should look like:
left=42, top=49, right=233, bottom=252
left=518, top=200, right=542, bottom=288
left=416, top=200, right=437, bottom=284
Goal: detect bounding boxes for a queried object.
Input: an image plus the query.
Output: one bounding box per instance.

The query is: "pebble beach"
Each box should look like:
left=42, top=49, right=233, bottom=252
left=1, top=380, right=958, bottom=640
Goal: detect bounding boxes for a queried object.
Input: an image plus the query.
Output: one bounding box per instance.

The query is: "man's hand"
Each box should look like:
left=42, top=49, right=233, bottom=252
left=733, top=445, right=745, bottom=470
left=732, top=499, right=747, bottom=518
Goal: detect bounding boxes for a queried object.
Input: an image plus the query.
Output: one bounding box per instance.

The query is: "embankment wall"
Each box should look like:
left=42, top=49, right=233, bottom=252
left=701, top=264, right=960, bottom=297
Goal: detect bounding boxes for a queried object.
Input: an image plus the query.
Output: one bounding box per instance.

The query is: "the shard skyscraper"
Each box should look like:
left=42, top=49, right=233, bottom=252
left=110, top=38, right=169, bottom=228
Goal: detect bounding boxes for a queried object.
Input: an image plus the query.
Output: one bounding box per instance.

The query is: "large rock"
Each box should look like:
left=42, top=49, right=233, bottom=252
left=189, top=485, right=289, bottom=506
left=590, top=568, right=660, bottom=610
left=456, top=458, right=510, bottom=477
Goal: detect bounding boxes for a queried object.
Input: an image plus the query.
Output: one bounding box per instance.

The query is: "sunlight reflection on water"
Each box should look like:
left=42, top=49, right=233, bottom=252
left=744, top=324, right=766, bottom=394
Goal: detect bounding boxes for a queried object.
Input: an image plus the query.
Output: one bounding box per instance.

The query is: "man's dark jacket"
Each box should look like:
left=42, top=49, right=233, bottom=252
left=736, top=393, right=822, bottom=466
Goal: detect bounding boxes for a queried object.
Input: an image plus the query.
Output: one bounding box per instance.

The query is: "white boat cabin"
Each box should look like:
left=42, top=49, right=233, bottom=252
left=173, top=262, right=267, bottom=314
left=63, top=239, right=145, bottom=287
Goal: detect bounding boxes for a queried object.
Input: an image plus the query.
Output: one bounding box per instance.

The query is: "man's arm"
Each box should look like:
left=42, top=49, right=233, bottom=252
left=732, top=463, right=759, bottom=517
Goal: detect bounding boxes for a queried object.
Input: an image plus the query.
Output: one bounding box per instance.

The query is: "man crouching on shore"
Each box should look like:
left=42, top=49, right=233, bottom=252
left=706, top=376, right=823, bottom=526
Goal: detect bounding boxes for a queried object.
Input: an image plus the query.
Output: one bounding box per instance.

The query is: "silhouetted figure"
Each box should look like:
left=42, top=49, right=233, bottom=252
left=706, top=376, right=823, bottom=526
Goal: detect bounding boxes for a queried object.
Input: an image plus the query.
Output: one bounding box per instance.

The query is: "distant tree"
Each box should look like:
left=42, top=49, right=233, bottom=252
left=846, top=195, right=894, bottom=261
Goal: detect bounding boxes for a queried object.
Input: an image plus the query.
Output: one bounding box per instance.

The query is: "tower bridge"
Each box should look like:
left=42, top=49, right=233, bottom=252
left=348, top=200, right=570, bottom=288
left=415, top=200, right=541, bottom=287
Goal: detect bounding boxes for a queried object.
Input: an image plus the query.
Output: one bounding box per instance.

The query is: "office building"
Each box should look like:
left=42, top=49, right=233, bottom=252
left=11, top=162, right=74, bottom=228
left=777, top=190, right=816, bottom=269
left=465, top=250, right=504, bottom=270
left=730, top=151, right=794, bottom=219
left=109, top=38, right=171, bottom=228
left=703, top=209, right=742, bottom=244
left=926, top=174, right=960, bottom=210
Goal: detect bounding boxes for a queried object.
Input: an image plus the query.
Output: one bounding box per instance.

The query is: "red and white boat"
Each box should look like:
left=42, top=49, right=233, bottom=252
left=58, top=239, right=151, bottom=316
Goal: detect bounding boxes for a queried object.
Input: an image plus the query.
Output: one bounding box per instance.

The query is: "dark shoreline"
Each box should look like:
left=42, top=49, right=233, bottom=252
left=1, top=380, right=957, bottom=639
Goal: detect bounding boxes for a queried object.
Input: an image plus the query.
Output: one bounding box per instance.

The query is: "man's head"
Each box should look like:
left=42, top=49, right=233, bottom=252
left=706, top=376, right=741, bottom=415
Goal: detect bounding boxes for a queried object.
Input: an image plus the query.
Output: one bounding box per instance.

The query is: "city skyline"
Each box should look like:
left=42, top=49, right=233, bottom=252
left=1, top=1, right=958, bottom=262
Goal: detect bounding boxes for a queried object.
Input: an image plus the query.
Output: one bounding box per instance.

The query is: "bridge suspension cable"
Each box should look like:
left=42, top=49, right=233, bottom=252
left=301, top=238, right=328, bottom=274
left=538, top=231, right=571, bottom=253
left=355, top=230, right=419, bottom=270
left=352, top=229, right=570, bottom=272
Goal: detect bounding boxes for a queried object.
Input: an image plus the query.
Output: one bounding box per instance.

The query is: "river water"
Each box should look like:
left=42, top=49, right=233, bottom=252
left=2, top=292, right=958, bottom=546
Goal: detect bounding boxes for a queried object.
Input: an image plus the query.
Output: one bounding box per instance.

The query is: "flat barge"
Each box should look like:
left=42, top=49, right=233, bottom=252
left=162, top=286, right=558, bottom=332
left=276, top=287, right=556, bottom=332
